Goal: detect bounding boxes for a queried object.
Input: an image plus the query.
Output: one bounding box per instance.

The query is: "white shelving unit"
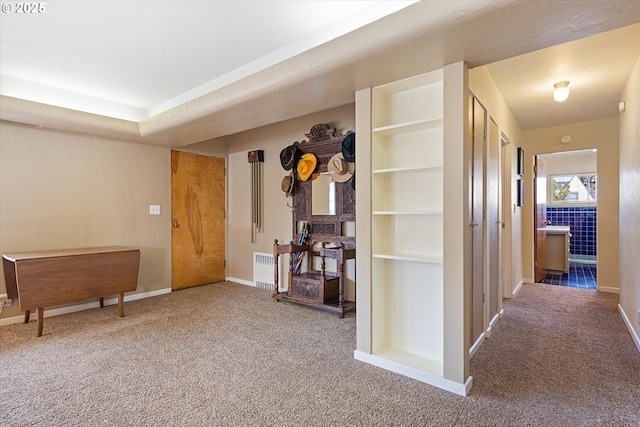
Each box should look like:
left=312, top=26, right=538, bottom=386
left=356, top=68, right=460, bottom=392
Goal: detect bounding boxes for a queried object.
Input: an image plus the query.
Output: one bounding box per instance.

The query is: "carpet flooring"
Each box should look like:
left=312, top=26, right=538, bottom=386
left=1, top=281, right=638, bottom=426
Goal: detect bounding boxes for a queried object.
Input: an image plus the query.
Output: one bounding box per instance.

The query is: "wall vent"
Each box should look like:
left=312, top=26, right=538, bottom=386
left=253, top=252, right=274, bottom=291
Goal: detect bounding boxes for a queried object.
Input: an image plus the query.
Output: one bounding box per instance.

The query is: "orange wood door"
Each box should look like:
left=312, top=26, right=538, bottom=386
left=171, top=151, right=225, bottom=290
left=534, top=155, right=548, bottom=282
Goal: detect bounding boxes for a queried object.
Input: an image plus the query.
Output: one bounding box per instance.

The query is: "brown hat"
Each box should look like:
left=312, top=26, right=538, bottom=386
left=281, top=172, right=294, bottom=197
left=327, top=153, right=354, bottom=183
left=297, top=153, right=317, bottom=182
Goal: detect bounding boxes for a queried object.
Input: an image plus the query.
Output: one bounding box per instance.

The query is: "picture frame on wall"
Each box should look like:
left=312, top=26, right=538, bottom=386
left=517, top=179, right=525, bottom=206
left=517, top=147, right=525, bottom=176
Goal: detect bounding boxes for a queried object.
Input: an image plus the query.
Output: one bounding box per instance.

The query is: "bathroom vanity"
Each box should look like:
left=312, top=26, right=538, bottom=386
left=544, top=226, right=571, bottom=273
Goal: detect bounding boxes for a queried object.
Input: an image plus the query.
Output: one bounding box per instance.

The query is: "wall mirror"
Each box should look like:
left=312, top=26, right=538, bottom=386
left=312, top=173, right=336, bottom=215
left=290, top=124, right=355, bottom=246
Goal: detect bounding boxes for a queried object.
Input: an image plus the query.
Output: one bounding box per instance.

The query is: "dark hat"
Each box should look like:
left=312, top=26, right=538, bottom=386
left=280, top=145, right=300, bottom=170
left=342, top=132, right=355, bottom=163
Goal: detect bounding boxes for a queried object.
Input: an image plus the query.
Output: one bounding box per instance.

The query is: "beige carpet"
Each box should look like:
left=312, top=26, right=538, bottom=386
left=1, top=281, right=638, bottom=426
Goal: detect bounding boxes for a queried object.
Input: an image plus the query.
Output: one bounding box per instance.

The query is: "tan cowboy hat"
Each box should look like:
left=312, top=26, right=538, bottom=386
left=281, top=172, right=294, bottom=197
left=327, top=153, right=354, bottom=183
left=297, top=153, right=317, bottom=182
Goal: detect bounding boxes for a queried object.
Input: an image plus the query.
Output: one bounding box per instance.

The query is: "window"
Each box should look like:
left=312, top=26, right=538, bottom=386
left=550, top=174, right=597, bottom=203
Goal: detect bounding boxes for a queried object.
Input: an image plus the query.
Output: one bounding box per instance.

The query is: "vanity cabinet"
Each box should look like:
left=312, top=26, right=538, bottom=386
left=545, top=227, right=570, bottom=273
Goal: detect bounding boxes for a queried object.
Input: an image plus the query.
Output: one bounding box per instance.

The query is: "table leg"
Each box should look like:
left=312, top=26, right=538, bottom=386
left=37, top=308, right=44, bottom=337
left=24, top=310, right=30, bottom=323
left=100, top=297, right=104, bottom=308
left=118, top=293, right=124, bottom=317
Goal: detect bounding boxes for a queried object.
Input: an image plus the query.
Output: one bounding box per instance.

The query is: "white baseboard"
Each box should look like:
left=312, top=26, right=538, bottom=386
left=597, top=286, right=620, bottom=294
left=0, top=288, right=172, bottom=326
left=485, top=310, right=503, bottom=338
left=226, top=277, right=254, bottom=287
left=618, top=304, right=640, bottom=352
left=469, top=331, right=485, bottom=357
left=354, top=350, right=472, bottom=396
left=512, top=279, right=525, bottom=297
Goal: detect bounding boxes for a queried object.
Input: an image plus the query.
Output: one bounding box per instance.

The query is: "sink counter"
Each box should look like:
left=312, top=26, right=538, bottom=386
left=540, top=225, right=570, bottom=234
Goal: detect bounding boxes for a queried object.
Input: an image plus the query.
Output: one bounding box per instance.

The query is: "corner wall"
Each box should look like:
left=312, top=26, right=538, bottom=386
left=619, top=56, right=640, bottom=350
left=194, top=104, right=356, bottom=299
left=0, top=123, right=172, bottom=320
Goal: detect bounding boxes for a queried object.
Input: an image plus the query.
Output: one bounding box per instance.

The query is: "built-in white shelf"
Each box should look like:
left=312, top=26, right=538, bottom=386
left=373, top=210, right=443, bottom=216
left=372, top=118, right=443, bottom=135
left=373, top=165, right=443, bottom=175
left=358, top=67, right=456, bottom=394
left=372, top=252, right=443, bottom=264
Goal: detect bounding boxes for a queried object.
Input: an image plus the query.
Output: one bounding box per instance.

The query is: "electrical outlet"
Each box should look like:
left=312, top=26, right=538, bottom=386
left=149, top=205, right=161, bottom=215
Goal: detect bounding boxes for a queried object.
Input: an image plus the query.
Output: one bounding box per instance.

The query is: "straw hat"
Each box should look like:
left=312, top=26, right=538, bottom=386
left=327, top=153, right=354, bottom=183
left=281, top=172, right=294, bottom=197
left=296, top=153, right=317, bottom=182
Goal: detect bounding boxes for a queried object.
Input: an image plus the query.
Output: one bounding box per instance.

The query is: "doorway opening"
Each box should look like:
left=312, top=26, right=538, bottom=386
left=535, top=149, right=597, bottom=289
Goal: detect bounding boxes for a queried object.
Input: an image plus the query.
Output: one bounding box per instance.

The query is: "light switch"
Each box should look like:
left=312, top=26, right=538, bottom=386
left=149, top=205, right=161, bottom=215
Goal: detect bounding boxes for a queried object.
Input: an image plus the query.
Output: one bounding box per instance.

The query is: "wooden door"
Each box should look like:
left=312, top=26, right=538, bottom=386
left=470, top=96, right=486, bottom=346
left=487, top=119, right=501, bottom=322
left=171, top=151, right=226, bottom=290
left=534, top=155, right=548, bottom=283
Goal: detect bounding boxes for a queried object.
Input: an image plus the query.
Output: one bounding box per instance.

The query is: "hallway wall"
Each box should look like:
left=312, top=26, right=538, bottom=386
left=521, top=118, right=620, bottom=293
left=468, top=66, right=524, bottom=298
left=618, top=56, right=640, bottom=350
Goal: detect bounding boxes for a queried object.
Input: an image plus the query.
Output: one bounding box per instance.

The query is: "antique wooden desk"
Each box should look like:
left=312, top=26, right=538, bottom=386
left=2, top=246, right=140, bottom=336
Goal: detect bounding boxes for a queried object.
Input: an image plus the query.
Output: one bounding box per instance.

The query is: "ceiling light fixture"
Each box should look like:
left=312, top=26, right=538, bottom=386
left=553, top=81, right=570, bottom=102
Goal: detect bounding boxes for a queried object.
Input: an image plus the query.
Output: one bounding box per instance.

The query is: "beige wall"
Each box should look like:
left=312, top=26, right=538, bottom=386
left=540, top=150, right=597, bottom=177
left=0, top=123, right=172, bottom=319
left=192, top=104, right=356, bottom=300
left=521, top=118, right=620, bottom=292
left=468, top=66, right=524, bottom=297
left=619, top=56, right=640, bottom=348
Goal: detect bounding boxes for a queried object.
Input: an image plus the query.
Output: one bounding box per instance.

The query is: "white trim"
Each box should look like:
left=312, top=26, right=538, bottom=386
left=618, top=304, right=640, bottom=352
left=469, top=332, right=485, bottom=357
left=0, top=288, right=172, bottom=326
left=226, top=277, right=254, bottom=287
left=353, top=350, right=473, bottom=396
left=597, top=286, right=620, bottom=294
left=512, top=279, right=525, bottom=296
left=485, top=310, right=502, bottom=338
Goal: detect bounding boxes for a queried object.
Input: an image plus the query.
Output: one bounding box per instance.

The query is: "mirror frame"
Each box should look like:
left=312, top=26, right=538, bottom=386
left=291, top=124, right=355, bottom=246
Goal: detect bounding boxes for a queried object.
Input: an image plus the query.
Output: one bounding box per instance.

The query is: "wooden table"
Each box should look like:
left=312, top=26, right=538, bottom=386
left=2, top=246, right=140, bottom=336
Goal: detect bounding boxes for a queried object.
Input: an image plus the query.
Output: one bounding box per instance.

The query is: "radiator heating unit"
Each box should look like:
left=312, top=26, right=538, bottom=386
left=253, top=252, right=275, bottom=291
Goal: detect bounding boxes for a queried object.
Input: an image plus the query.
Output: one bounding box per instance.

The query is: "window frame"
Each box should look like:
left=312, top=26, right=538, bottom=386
left=547, top=172, right=597, bottom=206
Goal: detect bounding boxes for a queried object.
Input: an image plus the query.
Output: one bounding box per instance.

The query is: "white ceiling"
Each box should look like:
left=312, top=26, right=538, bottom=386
left=1, top=1, right=639, bottom=147
left=0, top=1, right=416, bottom=121
left=485, top=23, right=640, bottom=130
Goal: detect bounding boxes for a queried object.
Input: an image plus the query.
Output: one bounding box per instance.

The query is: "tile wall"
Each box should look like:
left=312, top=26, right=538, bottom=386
left=546, top=206, right=597, bottom=256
